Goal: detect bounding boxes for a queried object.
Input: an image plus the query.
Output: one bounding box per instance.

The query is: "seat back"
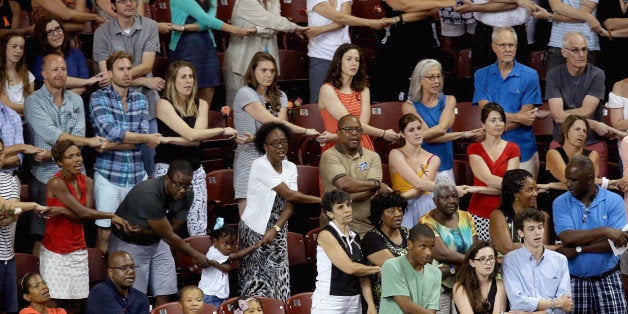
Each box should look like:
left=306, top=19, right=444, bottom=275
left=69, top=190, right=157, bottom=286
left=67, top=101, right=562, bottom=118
left=206, top=169, right=236, bottom=205
left=175, top=235, right=213, bottom=272
left=287, top=232, right=307, bottom=265
left=151, top=0, right=171, bottom=22
left=280, top=0, right=308, bottom=24
left=15, top=253, right=39, bottom=283
left=304, top=227, right=321, bottom=263
left=87, top=248, right=107, bottom=285
left=285, top=292, right=313, bottom=314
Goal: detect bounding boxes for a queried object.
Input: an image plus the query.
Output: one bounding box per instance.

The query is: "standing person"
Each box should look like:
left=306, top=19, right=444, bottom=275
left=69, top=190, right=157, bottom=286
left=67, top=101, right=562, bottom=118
left=473, top=26, right=543, bottom=179
left=32, top=17, right=106, bottom=95
left=168, top=0, right=254, bottom=106
left=305, top=0, right=389, bottom=103
left=597, top=0, right=628, bottom=92
left=40, top=139, right=130, bottom=314
left=223, top=0, right=308, bottom=107
left=388, top=113, right=440, bottom=227
left=318, top=43, right=399, bottom=153
left=546, top=31, right=610, bottom=177
left=108, top=159, right=212, bottom=307
left=89, top=50, right=163, bottom=252
left=319, top=115, right=391, bottom=237
left=93, top=0, right=165, bottom=176
left=311, top=189, right=380, bottom=313
left=379, top=224, right=441, bottom=313
left=452, top=241, right=508, bottom=313
left=238, top=122, right=321, bottom=301
left=85, top=251, right=150, bottom=314
left=0, top=32, right=32, bottom=115
left=30, top=0, right=105, bottom=33
left=502, top=208, right=572, bottom=314
left=403, top=59, right=484, bottom=182
left=419, top=175, right=478, bottom=313
left=156, top=61, right=238, bottom=236
left=553, top=155, right=628, bottom=313
left=361, top=191, right=409, bottom=311
left=467, top=103, right=520, bottom=241
left=24, top=53, right=106, bottom=257
left=232, top=52, right=319, bottom=215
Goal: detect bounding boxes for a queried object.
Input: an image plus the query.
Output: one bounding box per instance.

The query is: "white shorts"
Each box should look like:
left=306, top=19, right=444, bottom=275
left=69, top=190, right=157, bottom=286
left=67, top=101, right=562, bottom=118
left=440, top=20, right=476, bottom=37
left=311, top=292, right=361, bottom=314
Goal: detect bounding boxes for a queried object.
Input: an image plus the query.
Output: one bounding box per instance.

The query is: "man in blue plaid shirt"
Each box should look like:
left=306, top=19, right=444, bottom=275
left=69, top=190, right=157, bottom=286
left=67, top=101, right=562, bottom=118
left=89, top=51, right=162, bottom=252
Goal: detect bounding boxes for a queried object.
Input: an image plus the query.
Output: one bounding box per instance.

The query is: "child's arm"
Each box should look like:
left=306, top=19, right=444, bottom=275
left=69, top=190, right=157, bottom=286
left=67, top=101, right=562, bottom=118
left=209, top=259, right=231, bottom=273
left=229, top=240, right=262, bottom=261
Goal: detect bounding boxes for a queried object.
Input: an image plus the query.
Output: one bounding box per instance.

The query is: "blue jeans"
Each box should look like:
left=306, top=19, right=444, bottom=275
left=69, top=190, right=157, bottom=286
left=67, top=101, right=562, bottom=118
left=0, top=258, right=18, bottom=312
left=141, top=118, right=157, bottom=176
left=309, top=57, right=332, bottom=103
left=203, top=294, right=224, bottom=307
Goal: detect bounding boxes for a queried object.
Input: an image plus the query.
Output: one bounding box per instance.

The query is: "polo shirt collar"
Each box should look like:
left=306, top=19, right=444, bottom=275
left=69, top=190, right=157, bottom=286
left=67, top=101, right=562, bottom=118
left=567, top=185, right=604, bottom=207
left=334, top=143, right=364, bottom=159
left=488, top=60, right=523, bottom=79
left=113, top=15, right=143, bottom=34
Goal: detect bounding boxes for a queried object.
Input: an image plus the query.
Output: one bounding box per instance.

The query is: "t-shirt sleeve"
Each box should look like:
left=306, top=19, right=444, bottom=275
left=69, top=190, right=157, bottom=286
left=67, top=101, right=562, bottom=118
left=467, top=142, right=482, bottom=156
left=588, top=68, right=606, bottom=100
left=366, top=153, right=383, bottom=181
left=506, top=142, right=521, bottom=158
left=361, top=232, right=388, bottom=257
left=234, top=87, right=260, bottom=112
left=280, top=91, right=288, bottom=108
left=472, top=68, right=489, bottom=105
left=544, top=67, right=561, bottom=100
left=319, top=150, right=348, bottom=185
left=552, top=195, right=573, bottom=236
left=207, top=246, right=230, bottom=264
left=381, top=258, right=410, bottom=298
left=143, top=19, right=161, bottom=53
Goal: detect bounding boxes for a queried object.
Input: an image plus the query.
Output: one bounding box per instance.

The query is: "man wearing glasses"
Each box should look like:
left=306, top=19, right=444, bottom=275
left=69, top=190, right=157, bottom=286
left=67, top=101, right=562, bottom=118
left=552, top=155, right=627, bottom=313
left=109, top=159, right=211, bottom=307
left=319, top=115, right=391, bottom=237
left=473, top=26, right=544, bottom=179
left=546, top=31, right=611, bottom=177
left=86, top=251, right=149, bottom=313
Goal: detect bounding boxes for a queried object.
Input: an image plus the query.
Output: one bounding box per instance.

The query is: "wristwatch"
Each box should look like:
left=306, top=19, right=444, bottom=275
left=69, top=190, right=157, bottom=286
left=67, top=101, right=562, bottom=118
left=575, top=246, right=582, bottom=254
left=449, top=264, right=456, bottom=275
left=272, top=225, right=282, bottom=232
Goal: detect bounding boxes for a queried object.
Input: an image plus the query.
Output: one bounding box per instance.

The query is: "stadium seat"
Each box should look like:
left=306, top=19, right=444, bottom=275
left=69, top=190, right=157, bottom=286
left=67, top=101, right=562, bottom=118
left=15, top=253, right=39, bottom=283
left=285, top=292, right=313, bottom=314
left=87, top=247, right=107, bottom=286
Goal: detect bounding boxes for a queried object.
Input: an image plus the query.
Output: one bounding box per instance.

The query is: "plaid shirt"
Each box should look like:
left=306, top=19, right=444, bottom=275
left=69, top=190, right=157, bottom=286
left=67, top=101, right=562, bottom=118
left=0, top=103, right=24, bottom=173
left=24, top=86, right=85, bottom=184
left=89, top=85, right=148, bottom=187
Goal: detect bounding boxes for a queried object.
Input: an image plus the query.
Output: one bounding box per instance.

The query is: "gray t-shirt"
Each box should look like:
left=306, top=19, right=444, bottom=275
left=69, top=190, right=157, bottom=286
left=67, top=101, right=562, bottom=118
left=112, top=176, right=193, bottom=245
left=545, top=63, right=605, bottom=144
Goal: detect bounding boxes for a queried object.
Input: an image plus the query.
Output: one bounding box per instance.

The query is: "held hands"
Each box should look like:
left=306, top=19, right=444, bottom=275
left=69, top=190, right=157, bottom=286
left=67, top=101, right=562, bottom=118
left=158, top=22, right=174, bottom=34
left=33, top=149, right=51, bottom=162
left=454, top=0, right=475, bottom=13
left=533, top=109, right=551, bottom=119
left=144, top=77, right=166, bottom=91
left=193, top=252, right=212, bottom=268
left=235, top=132, right=255, bottom=145
left=145, top=133, right=163, bottom=148
left=88, top=72, right=108, bottom=87
left=304, top=128, right=321, bottom=137
left=464, top=128, right=485, bottom=141
left=261, top=228, right=278, bottom=245
left=556, top=294, right=573, bottom=312
left=531, top=5, right=550, bottom=19
left=111, top=215, right=133, bottom=233
left=382, top=129, right=400, bottom=142
left=605, top=226, right=628, bottom=247
left=589, top=120, right=614, bottom=137
left=316, top=131, right=337, bottom=144
left=370, top=18, right=392, bottom=30
left=233, top=26, right=257, bottom=38
left=517, top=108, right=538, bottom=126
left=294, top=25, right=310, bottom=39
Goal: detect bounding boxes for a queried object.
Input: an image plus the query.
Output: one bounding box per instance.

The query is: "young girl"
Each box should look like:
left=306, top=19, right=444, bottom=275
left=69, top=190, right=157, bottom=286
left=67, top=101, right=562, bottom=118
left=19, top=272, right=67, bottom=314
left=0, top=32, right=33, bottom=115
left=178, top=286, right=205, bottom=314
left=198, top=218, right=261, bottom=306
left=234, top=297, right=264, bottom=314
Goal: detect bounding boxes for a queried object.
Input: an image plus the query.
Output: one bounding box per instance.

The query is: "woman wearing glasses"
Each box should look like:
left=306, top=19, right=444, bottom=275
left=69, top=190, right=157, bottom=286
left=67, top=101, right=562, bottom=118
left=238, top=122, right=321, bottom=301
left=453, top=241, right=507, bottom=314
left=318, top=43, right=400, bottom=152
left=233, top=52, right=320, bottom=215
left=32, top=17, right=106, bottom=95
left=402, top=59, right=483, bottom=183
left=40, top=140, right=130, bottom=314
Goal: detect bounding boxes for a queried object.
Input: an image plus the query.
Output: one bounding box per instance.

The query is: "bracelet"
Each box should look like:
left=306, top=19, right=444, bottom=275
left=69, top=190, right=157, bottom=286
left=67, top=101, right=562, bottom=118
left=303, top=128, right=308, bottom=135
left=551, top=298, right=555, bottom=310
left=371, top=179, right=381, bottom=191
left=272, top=225, right=281, bottom=232
left=182, top=24, right=185, bottom=32
left=398, top=14, right=404, bottom=24
left=382, top=129, right=386, bottom=138
left=220, top=128, right=225, bottom=135
left=547, top=12, right=553, bottom=23
left=602, top=177, right=609, bottom=189
left=462, top=131, right=466, bottom=139
left=609, top=29, right=613, bottom=41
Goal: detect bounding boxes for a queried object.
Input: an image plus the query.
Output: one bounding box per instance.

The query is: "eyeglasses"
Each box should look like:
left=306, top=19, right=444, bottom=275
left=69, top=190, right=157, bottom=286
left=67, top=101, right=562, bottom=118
left=265, top=140, right=289, bottom=148
left=473, top=256, right=496, bottom=264
left=46, top=26, right=63, bottom=37
left=109, top=265, right=140, bottom=272
left=422, top=75, right=442, bottom=82
left=339, top=127, right=363, bottom=134
left=493, top=43, right=516, bottom=50
left=565, top=47, right=588, bottom=54
left=168, top=175, right=192, bottom=190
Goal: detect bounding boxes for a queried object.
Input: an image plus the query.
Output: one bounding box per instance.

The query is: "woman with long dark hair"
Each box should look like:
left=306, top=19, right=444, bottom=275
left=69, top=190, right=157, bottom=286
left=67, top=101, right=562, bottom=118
left=0, top=32, right=32, bottom=114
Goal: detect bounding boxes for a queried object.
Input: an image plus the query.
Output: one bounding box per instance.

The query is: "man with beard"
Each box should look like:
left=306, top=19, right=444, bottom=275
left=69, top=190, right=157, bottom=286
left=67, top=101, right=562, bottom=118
left=319, top=114, right=390, bottom=237
left=86, top=251, right=149, bottom=314
left=89, top=51, right=162, bottom=252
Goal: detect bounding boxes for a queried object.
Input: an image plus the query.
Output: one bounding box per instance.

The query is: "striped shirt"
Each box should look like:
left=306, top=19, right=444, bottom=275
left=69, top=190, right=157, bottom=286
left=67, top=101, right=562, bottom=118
left=0, top=172, right=19, bottom=260
left=89, top=85, right=148, bottom=187
left=24, top=86, right=85, bottom=184
left=0, top=102, right=24, bottom=173
left=548, top=0, right=600, bottom=50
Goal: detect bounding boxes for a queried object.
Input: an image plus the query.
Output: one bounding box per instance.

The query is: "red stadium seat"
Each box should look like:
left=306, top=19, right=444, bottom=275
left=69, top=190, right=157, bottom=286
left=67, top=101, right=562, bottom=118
left=87, top=247, right=107, bottom=286
left=287, top=232, right=307, bottom=265
left=15, top=253, right=39, bottom=283
left=285, top=292, right=313, bottom=314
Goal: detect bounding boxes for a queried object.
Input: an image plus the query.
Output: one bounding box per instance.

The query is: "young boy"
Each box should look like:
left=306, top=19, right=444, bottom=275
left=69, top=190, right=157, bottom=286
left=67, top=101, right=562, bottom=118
left=503, top=208, right=572, bottom=313
left=379, top=224, right=441, bottom=313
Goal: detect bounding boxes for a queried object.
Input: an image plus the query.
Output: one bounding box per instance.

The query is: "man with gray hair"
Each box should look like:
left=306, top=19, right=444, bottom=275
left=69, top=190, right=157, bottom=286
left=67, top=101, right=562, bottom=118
left=546, top=31, right=612, bottom=177
left=473, top=26, right=544, bottom=179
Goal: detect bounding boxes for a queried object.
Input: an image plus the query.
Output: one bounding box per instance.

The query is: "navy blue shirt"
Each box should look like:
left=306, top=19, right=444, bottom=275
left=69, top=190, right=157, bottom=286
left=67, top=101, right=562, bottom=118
left=86, top=278, right=150, bottom=314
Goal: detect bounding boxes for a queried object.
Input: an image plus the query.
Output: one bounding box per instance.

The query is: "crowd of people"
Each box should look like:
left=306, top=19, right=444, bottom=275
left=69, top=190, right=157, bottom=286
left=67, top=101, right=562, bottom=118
left=0, top=0, right=627, bottom=313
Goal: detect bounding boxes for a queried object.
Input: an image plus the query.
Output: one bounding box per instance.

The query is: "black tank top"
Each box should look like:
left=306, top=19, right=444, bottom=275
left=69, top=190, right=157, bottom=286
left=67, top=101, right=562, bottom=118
left=155, top=98, right=202, bottom=169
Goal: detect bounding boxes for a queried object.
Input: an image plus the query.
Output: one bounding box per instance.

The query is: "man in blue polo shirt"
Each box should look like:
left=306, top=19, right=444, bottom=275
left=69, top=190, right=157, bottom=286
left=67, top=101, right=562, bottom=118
left=553, top=155, right=627, bottom=313
left=473, top=26, right=544, bottom=179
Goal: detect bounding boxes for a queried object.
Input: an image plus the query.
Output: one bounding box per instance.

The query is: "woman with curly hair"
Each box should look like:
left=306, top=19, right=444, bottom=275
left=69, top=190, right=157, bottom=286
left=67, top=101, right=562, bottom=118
left=318, top=43, right=400, bottom=152
left=453, top=241, right=507, bottom=314
left=0, top=32, right=32, bottom=114
left=31, top=17, right=106, bottom=95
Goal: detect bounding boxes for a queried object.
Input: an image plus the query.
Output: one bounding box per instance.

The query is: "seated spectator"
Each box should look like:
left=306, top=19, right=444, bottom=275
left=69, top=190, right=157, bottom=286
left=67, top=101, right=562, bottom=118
left=31, top=0, right=105, bottom=33
left=0, top=0, right=33, bottom=36
left=419, top=174, right=478, bottom=313
left=452, top=241, right=507, bottom=313
left=502, top=208, right=572, bottom=313
left=388, top=113, right=439, bottom=227
left=234, top=297, right=264, bottom=314
left=311, top=189, right=380, bottom=313
left=467, top=103, right=520, bottom=241
left=0, top=32, right=32, bottom=115
left=606, top=77, right=628, bottom=153
left=362, top=191, right=409, bottom=310
left=41, top=139, right=130, bottom=314
left=199, top=220, right=260, bottom=306
left=31, top=17, right=106, bottom=94
left=19, top=272, right=67, bottom=314
left=318, top=43, right=399, bottom=152
left=178, top=286, right=204, bottom=314
left=490, top=169, right=558, bottom=255
left=85, top=251, right=150, bottom=314
left=402, top=59, right=484, bottom=182
left=379, top=224, right=441, bottom=313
